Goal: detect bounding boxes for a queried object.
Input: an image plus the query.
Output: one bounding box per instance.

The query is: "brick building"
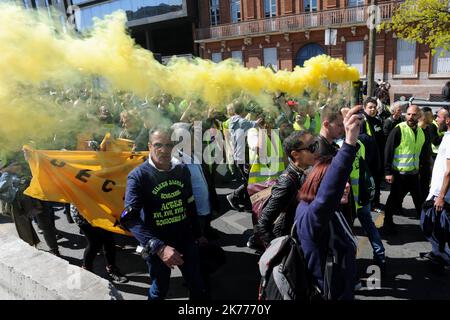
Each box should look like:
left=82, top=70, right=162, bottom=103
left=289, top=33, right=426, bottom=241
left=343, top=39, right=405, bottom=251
left=195, top=0, right=450, bottom=102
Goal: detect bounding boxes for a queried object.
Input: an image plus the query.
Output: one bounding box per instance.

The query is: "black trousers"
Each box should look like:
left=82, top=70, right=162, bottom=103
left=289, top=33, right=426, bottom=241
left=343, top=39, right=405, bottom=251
left=419, top=166, right=432, bottom=205
left=384, top=172, right=422, bottom=224
left=372, top=173, right=382, bottom=208
left=231, top=162, right=252, bottom=207
left=79, top=223, right=116, bottom=271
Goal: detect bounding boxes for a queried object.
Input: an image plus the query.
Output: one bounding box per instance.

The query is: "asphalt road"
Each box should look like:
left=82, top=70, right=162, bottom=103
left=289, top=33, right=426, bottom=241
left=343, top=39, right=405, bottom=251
left=1, top=180, right=449, bottom=300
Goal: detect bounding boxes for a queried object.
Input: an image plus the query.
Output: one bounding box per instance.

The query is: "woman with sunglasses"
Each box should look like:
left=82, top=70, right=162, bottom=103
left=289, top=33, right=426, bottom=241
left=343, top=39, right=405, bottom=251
left=256, top=131, right=320, bottom=249
left=295, top=105, right=362, bottom=300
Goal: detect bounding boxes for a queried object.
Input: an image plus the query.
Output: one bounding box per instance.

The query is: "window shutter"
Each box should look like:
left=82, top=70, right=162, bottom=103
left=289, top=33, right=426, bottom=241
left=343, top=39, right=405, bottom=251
left=432, top=48, right=450, bottom=74
left=346, top=41, right=364, bottom=76
left=246, top=0, right=255, bottom=18
left=396, top=39, right=416, bottom=75
left=263, top=47, right=278, bottom=71
left=232, top=51, right=243, bottom=64
left=212, top=52, right=222, bottom=63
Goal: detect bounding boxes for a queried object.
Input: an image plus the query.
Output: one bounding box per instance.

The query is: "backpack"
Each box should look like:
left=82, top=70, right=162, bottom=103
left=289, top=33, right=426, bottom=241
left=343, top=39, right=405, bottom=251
left=258, top=223, right=322, bottom=301
left=247, top=179, right=277, bottom=225
left=248, top=172, right=299, bottom=226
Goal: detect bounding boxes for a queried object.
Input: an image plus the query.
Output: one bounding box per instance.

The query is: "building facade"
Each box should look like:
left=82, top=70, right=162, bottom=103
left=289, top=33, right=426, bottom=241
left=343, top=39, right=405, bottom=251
left=71, top=0, right=198, bottom=58
left=1, top=0, right=69, bottom=27
left=196, top=0, right=450, bottom=102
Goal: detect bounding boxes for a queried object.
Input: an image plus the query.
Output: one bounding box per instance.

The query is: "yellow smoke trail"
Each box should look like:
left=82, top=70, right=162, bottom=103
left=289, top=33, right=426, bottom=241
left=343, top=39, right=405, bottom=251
left=0, top=3, right=359, bottom=157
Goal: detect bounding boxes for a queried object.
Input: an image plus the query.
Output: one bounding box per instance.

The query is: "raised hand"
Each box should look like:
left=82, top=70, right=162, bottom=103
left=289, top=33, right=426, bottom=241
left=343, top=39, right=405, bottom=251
left=344, top=105, right=363, bottom=146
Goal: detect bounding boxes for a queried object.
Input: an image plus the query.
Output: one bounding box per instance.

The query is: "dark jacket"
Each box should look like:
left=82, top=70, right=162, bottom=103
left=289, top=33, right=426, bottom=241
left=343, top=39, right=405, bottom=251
left=428, top=123, right=442, bottom=153
left=361, top=113, right=385, bottom=173
left=256, top=162, right=305, bottom=246
left=121, top=161, right=201, bottom=255
left=383, top=116, right=404, bottom=139
left=295, top=143, right=358, bottom=300
left=384, top=125, right=431, bottom=176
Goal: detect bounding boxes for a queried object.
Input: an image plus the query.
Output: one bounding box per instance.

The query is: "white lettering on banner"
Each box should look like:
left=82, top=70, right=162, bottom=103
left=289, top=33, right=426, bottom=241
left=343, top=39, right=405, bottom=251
left=168, top=123, right=285, bottom=166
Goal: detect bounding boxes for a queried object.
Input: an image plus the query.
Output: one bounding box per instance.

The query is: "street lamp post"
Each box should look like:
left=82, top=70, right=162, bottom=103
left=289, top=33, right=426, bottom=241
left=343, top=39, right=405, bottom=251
left=367, top=0, right=377, bottom=98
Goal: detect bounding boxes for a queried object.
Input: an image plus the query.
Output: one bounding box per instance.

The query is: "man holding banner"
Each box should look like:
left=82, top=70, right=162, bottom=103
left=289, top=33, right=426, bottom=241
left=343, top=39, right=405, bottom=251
left=120, top=127, right=208, bottom=300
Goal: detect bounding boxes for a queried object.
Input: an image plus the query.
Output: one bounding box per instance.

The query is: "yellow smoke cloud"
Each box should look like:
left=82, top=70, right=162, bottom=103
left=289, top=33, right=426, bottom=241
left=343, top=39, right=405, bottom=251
left=0, top=3, right=359, bottom=157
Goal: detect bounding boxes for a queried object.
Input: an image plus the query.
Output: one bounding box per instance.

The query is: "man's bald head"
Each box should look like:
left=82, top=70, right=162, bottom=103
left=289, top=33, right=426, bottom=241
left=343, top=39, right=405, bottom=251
left=438, top=108, right=449, bottom=118
left=405, top=105, right=420, bottom=128
left=407, top=104, right=420, bottom=114
left=436, top=108, right=450, bottom=132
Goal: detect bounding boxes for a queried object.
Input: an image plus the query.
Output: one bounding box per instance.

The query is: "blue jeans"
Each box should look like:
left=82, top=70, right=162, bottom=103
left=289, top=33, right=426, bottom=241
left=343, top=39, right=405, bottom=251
left=145, top=241, right=207, bottom=300
left=357, top=204, right=385, bottom=261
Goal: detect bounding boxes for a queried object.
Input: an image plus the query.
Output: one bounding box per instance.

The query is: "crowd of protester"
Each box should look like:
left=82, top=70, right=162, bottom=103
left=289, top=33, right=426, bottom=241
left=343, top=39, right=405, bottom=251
left=0, top=85, right=449, bottom=300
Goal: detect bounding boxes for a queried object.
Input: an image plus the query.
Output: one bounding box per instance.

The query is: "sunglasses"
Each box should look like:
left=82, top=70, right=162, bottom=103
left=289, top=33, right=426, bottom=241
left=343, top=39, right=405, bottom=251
left=297, top=140, right=319, bottom=153
left=151, top=142, right=175, bottom=149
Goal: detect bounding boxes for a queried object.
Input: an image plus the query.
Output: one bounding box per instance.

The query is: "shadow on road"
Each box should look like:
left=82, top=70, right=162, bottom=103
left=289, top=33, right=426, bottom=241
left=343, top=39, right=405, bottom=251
left=356, top=256, right=450, bottom=300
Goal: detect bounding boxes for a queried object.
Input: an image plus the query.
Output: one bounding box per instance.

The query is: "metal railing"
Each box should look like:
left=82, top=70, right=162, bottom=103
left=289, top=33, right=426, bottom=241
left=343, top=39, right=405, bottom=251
left=196, top=1, right=399, bottom=41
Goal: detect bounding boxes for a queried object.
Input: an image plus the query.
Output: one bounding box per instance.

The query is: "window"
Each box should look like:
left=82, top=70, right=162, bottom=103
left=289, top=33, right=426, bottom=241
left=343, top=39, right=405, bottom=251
left=432, top=47, right=450, bottom=74
left=210, top=0, right=220, bottom=26
left=348, top=0, right=364, bottom=7
left=346, top=41, right=364, bottom=76
left=396, top=39, right=416, bottom=75
left=263, top=48, right=278, bottom=71
left=212, top=52, right=222, bottom=63
left=304, top=0, right=317, bottom=12
left=75, top=0, right=184, bottom=30
left=231, top=50, right=243, bottom=64
left=230, top=0, right=241, bottom=23
left=264, top=0, right=276, bottom=17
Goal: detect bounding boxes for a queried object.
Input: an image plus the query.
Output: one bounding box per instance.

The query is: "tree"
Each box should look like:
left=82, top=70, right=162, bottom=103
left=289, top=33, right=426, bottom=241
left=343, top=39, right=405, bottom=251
left=380, top=0, right=450, bottom=54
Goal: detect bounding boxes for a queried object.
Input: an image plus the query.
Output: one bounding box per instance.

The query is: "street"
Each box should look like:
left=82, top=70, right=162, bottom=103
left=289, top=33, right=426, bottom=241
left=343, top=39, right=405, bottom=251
left=1, top=182, right=449, bottom=300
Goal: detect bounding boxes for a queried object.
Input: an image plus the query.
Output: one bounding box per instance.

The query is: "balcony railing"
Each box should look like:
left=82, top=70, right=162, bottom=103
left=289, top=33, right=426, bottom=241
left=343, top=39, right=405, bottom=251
left=196, top=1, right=399, bottom=42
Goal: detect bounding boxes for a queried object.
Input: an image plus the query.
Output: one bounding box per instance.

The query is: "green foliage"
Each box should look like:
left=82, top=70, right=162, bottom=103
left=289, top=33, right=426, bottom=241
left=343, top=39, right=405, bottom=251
left=379, top=0, right=450, bottom=55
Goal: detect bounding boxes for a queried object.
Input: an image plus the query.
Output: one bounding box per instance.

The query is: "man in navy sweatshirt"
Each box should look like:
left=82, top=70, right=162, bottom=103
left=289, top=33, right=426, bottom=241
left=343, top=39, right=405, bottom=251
left=121, top=128, right=208, bottom=300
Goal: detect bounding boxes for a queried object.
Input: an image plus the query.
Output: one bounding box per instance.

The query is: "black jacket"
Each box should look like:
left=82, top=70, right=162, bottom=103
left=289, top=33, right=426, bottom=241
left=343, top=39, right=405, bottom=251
left=383, top=116, right=404, bottom=139
left=256, top=161, right=306, bottom=246
left=384, top=125, right=431, bottom=176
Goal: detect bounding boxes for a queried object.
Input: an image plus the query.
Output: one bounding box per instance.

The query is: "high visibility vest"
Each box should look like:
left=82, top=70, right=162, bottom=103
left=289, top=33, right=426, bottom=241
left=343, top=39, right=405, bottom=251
left=311, top=111, right=321, bottom=135
left=293, top=113, right=311, bottom=131
left=350, top=140, right=365, bottom=211
left=432, top=121, right=444, bottom=154
left=222, top=118, right=235, bottom=173
left=364, top=116, right=373, bottom=137
left=248, top=129, right=286, bottom=184
left=392, top=122, right=425, bottom=172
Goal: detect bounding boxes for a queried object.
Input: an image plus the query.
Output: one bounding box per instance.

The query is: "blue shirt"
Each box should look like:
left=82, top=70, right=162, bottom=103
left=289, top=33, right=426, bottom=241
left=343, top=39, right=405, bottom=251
left=122, top=160, right=199, bottom=255
left=295, top=143, right=358, bottom=300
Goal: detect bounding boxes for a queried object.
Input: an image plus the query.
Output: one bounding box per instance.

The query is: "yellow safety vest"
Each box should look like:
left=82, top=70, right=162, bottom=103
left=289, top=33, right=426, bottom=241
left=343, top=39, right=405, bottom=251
left=248, top=129, right=285, bottom=184
left=364, top=116, right=373, bottom=137
left=293, top=113, right=311, bottom=132
left=222, top=118, right=235, bottom=174
left=393, top=122, right=425, bottom=172
left=350, top=140, right=365, bottom=211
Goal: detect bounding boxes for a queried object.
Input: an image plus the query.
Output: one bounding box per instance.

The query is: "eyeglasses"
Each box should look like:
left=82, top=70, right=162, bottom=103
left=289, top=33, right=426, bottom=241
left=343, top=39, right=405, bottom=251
left=297, top=140, right=319, bottom=153
left=151, top=142, right=175, bottom=150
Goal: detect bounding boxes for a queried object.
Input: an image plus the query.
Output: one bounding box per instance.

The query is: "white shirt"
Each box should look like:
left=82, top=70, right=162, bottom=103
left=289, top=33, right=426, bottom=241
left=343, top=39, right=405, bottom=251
left=427, top=132, right=450, bottom=202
